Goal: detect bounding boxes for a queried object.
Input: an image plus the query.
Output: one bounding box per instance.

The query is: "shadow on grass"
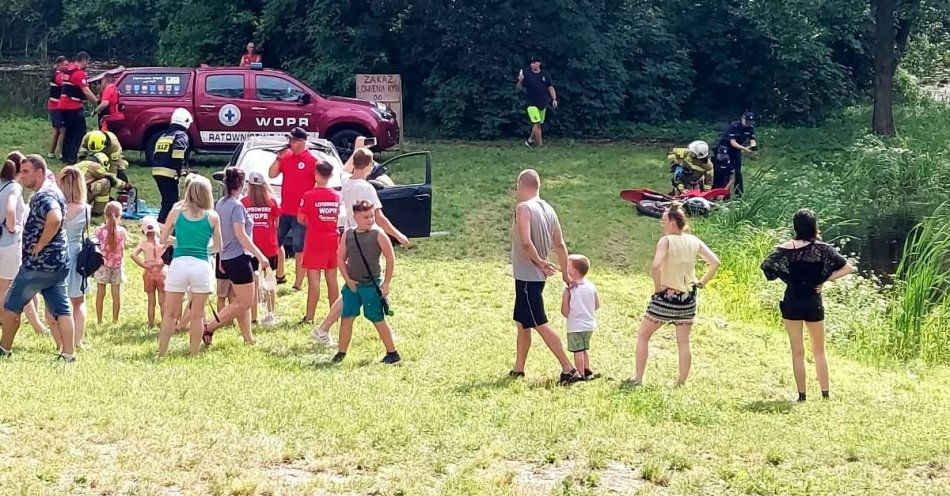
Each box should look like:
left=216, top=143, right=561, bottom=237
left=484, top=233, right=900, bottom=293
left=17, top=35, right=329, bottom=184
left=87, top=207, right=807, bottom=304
left=742, top=400, right=795, bottom=414
left=453, top=375, right=522, bottom=394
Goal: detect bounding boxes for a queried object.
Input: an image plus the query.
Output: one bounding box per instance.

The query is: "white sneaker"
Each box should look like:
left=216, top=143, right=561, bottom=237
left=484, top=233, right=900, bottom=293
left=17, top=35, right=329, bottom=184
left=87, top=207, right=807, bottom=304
left=262, top=313, right=277, bottom=327
left=312, top=327, right=336, bottom=347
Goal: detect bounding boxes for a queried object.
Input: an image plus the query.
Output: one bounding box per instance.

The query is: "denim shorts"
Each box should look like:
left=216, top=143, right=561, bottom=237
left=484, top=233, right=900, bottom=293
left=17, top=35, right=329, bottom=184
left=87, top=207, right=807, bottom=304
left=4, top=267, right=71, bottom=317
left=277, top=215, right=306, bottom=253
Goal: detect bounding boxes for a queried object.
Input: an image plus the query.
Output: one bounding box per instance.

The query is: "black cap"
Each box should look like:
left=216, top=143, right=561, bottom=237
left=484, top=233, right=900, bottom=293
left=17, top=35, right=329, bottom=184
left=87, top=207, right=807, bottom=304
left=286, top=127, right=308, bottom=140
left=716, top=145, right=730, bottom=160
left=742, top=111, right=755, bottom=124
left=529, top=55, right=542, bottom=63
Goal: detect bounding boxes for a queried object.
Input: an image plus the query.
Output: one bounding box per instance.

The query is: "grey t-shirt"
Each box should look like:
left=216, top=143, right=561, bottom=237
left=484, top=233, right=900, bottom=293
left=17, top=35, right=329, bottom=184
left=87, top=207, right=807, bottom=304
left=216, top=196, right=252, bottom=260
left=0, top=180, right=26, bottom=248
left=511, top=198, right=559, bottom=282
left=344, top=228, right=382, bottom=283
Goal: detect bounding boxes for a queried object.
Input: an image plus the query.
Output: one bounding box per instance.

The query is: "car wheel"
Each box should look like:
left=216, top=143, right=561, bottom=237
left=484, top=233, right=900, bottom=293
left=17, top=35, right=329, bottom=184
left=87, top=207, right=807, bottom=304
left=329, top=129, right=363, bottom=161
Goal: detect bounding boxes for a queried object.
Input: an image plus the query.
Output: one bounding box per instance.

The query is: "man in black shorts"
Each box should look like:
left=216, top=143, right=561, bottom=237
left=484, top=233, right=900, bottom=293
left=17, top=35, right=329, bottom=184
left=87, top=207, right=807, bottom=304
left=509, top=169, right=579, bottom=384
left=516, top=57, right=558, bottom=148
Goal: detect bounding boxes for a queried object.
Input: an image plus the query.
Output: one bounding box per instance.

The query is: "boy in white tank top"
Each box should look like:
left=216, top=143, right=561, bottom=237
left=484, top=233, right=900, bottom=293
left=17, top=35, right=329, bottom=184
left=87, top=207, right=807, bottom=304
left=560, top=254, right=600, bottom=380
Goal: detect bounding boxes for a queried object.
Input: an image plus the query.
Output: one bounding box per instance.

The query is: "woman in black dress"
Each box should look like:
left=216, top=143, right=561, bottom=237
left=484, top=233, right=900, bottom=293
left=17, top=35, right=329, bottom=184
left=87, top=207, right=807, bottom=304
left=761, top=209, right=855, bottom=401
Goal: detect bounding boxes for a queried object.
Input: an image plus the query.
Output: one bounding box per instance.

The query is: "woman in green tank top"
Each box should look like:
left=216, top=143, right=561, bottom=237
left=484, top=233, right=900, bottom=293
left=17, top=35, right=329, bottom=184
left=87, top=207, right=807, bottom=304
left=157, top=175, right=223, bottom=357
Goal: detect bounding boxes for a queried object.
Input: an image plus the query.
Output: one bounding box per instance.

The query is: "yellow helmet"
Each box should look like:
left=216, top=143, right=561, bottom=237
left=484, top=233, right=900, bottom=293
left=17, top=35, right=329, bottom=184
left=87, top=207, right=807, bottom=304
left=86, top=131, right=107, bottom=153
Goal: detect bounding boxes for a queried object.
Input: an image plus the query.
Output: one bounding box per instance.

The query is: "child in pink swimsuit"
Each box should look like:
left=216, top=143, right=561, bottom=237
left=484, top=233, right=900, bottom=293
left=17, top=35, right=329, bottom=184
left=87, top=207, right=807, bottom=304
left=131, top=216, right=166, bottom=327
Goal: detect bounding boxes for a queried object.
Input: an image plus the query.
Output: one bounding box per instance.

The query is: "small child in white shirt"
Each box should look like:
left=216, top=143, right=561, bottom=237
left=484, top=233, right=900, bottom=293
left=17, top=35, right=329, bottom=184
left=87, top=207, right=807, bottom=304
left=561, top=254, right=600, bottom=380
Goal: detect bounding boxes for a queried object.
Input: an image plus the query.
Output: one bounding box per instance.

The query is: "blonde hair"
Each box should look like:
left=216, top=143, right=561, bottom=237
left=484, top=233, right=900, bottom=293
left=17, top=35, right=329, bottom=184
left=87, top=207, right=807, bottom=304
left=181, top=175, right=213, bottom=213
left=58, top=166, right=87, bottom=204
left=569, top=254, right=591, bottom=277
left=103, top=201, right=122, bottom=253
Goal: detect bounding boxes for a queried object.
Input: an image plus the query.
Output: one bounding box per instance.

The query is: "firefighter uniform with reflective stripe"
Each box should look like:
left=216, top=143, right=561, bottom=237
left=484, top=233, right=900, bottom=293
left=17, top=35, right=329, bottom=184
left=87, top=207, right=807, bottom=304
left=668, top=147, right=713, bottom=192
left=76, top=152, right=123, bottom=215
left=151, top=127, right=190, bottom=223
left=80, top=130, right=129, bottom=179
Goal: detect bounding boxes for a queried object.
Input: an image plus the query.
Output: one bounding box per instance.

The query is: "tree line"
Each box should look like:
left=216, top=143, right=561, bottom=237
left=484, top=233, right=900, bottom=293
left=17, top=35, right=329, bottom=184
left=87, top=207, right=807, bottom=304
left=1, top=0, right=948, bottom=137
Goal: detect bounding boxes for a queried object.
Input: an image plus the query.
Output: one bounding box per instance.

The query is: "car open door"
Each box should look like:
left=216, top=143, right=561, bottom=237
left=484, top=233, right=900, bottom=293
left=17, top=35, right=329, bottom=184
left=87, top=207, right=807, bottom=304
left=376, top=151, right=432, bottom=239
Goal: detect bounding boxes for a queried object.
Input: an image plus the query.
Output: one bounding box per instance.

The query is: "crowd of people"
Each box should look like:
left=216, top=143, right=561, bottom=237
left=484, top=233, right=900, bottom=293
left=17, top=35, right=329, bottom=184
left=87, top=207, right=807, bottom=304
left=0, top=53, right=855, bottom=401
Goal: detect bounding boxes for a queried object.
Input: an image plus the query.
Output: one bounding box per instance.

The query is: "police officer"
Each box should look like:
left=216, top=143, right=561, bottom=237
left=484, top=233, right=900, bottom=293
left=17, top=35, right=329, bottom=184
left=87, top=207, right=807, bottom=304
left=718, top=111, right=757, bottom=196
left=711, top=145, right=736, bottom=193
left=76, top=131, right=124, bottom=215
left=151, top=108, right=193, bottom=224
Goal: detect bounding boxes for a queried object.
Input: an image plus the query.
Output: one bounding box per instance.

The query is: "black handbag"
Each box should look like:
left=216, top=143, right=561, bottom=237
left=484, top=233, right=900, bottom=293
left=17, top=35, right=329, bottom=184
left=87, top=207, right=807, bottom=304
left=76, top=207, right=104, bottom=292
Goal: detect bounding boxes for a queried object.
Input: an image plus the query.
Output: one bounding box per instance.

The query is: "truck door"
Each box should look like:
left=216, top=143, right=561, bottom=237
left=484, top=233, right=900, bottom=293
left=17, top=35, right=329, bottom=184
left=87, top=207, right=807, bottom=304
left=251, top=74, right=319, bottom=137
left=376, top=151, right=433, bottom=239
left=194, top=72, right=253, bottom=149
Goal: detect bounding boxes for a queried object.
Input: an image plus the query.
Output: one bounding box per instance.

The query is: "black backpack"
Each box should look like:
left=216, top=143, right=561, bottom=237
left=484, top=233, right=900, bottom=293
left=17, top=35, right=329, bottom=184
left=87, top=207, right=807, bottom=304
left=76, top=208, right=104, bottom=292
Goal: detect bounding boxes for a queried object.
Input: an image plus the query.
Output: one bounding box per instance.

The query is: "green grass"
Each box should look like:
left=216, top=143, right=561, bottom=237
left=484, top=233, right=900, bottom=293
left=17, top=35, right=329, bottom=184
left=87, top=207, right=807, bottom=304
left=2, top=117, right=950, bottom=495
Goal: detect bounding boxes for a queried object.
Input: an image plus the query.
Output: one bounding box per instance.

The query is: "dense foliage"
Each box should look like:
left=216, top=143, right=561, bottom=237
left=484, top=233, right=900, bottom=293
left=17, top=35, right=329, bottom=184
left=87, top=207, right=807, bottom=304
left=1, top=0, right=948, bottom=136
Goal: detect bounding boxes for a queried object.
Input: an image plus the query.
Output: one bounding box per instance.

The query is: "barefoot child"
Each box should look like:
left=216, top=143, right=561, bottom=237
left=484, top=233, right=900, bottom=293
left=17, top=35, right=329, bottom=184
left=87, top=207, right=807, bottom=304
left=94, top=201, right=127, bottom=324
left=130, top=216, right=166, bottom=326
left=297, top=160, right=340, bottom=335
left=561, top=254, right=600, bottom=380
left=242, top=171, right=280, bottom=326
left=332, top=201, right=400, bottom=364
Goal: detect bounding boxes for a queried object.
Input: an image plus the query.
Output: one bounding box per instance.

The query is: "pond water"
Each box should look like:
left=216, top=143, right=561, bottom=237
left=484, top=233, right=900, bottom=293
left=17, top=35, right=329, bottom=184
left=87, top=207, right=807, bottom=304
left=843, top=210, right=920, bottom=277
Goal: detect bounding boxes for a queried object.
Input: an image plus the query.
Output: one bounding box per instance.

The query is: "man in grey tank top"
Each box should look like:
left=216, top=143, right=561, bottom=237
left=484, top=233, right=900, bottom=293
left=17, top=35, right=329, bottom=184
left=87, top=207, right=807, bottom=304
left=509, top=169, right=579, bottom=383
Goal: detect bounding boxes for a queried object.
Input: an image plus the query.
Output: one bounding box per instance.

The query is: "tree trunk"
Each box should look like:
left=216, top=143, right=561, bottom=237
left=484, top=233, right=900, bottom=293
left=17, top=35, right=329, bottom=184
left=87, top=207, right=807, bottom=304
left=872, top=0, right=897, bottom=136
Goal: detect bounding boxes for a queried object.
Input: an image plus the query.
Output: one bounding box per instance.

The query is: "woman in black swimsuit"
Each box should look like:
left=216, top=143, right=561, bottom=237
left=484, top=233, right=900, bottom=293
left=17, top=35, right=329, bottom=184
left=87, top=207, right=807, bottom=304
left=761, top=209, right=855, bottom=401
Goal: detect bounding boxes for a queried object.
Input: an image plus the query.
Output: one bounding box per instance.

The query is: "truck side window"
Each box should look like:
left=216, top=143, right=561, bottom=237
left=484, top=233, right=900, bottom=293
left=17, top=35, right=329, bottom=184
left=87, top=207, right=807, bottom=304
left=256, top=75, right=305, bottom=102
left=206, top=75, right=245, bottom=99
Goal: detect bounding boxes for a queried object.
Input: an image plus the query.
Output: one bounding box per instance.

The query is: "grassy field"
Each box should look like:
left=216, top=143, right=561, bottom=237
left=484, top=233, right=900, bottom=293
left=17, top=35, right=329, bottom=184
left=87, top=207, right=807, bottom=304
left=2, top=117, right=950, bottom=495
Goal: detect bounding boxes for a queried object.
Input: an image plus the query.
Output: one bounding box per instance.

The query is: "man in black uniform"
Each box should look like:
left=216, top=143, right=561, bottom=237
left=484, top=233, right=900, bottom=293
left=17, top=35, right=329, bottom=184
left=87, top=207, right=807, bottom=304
left=718, top=111, right=757, bottom=196
left=516, top=57, right=558, bottom=148
left=151, top=108, right=193, bottom=224
left=711, top=145, right=736, bottom=193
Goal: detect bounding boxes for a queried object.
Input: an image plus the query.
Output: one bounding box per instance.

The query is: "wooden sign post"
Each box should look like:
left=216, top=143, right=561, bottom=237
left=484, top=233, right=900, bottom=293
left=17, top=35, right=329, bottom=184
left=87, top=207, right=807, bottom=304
left=356, top=74, right=403, bottom=146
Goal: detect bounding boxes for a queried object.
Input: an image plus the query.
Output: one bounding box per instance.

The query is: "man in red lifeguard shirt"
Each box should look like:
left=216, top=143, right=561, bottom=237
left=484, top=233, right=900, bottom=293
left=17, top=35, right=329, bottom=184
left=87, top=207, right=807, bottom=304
left=95, top=72, right=125, bottom=133
left=47, top=56, right=69, bottom=159
left=268, top=127, right=317, bottom=295
left=297, top=160, right=341, bottom=325
left=239, top=42, right=262, bottom=67
left=58, top=51, right=98, bottom=164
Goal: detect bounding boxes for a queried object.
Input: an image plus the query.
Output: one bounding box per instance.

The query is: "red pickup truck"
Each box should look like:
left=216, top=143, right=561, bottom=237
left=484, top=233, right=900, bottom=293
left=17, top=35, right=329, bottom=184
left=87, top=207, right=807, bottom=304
left=104, top=66, right=399, bottom=163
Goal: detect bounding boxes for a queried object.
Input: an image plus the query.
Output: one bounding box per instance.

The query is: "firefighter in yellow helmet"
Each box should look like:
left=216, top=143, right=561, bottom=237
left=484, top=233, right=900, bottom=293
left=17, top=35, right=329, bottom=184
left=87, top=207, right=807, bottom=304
left=76, top=130, right=126, bottom=215
left=79, top=129, right=130, bottom=184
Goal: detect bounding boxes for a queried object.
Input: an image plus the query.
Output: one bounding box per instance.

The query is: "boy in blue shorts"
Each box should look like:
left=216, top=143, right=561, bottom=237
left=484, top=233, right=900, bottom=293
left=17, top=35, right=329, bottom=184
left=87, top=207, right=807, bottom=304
left=331, top=200, right=400, bottom=364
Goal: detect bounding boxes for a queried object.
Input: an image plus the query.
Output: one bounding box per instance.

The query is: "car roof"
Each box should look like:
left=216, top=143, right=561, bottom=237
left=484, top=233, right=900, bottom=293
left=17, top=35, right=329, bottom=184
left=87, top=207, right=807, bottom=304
left=116, top=66, right=290, bottom=75
left=243, top=136, right=336, bottom=153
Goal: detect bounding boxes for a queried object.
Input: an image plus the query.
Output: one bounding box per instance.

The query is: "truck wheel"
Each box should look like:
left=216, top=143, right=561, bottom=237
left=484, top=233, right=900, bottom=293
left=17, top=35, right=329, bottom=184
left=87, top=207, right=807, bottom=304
left=328, top=129, right=363, bottom=161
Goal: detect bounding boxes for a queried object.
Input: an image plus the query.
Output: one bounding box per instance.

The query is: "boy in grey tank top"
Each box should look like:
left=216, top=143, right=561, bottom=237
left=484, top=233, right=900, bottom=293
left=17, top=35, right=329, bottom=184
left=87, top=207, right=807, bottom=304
left=509, top=169, right=580, bottom=384
left=333, top=200, right=401, bottom=365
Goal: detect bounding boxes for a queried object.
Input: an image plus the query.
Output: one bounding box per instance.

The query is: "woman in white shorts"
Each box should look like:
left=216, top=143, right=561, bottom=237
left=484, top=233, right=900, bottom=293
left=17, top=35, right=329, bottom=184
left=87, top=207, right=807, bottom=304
left=0, top=152, right=48, bottom=338
left=157, top=175, right=222, bottom=356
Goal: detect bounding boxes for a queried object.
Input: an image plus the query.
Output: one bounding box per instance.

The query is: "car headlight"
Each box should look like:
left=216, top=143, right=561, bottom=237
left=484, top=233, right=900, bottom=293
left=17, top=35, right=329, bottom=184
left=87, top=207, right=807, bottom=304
left=372, top=106, right=395, bottom=121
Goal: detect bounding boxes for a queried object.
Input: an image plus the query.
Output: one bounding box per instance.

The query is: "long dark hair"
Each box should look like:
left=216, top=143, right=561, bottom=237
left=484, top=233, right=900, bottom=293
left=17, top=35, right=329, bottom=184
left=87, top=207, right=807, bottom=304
left=224, top=167, right=245, bottom=196
left=1, top=151, right=25, bottom=181
left=792, top=208, right=820, bottom=241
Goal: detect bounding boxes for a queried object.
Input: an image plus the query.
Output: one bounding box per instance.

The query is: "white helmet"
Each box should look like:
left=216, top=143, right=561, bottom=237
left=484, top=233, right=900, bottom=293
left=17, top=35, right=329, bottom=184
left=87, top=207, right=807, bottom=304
left=170, top=108, right=194, bottom=129
left=687, top=140, right=709, bottom=160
